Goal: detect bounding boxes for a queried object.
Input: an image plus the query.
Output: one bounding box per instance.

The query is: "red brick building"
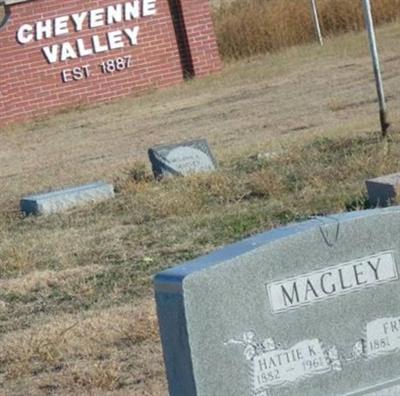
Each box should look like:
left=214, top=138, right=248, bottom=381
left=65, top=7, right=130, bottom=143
left=0, top=0, right=221, bottom=125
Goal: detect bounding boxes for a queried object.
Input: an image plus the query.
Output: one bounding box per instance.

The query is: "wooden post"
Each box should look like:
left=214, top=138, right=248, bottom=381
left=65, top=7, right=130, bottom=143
left=362, top=0, right=390, bottom=137
left=310, top=0, right=323, bottom=46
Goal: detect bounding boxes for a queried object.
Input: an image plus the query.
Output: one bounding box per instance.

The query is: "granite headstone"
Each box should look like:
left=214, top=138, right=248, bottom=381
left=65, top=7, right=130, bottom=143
left=155, top=208, right=400, bottom=396
left=148, top=139, right=217, bottom=178
left=21, top=181, right=115, bottom=215
left=366, top=173, right=400, bottom=207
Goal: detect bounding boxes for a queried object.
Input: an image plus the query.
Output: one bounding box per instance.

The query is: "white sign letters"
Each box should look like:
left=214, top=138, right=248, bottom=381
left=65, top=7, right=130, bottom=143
left=16, top=0, right=157, bottom=64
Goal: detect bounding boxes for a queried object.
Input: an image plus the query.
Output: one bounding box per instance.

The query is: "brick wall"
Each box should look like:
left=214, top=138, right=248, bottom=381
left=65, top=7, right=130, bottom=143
left=0, top=0, right=221, bottom=126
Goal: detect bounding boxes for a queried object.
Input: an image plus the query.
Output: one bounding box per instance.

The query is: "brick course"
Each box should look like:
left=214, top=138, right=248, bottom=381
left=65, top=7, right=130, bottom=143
left=0, top=0, right=221, bottom=126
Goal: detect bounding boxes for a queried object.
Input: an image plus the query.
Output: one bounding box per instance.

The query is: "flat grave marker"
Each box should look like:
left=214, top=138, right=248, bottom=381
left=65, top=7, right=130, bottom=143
left=21, top=181, right=114, bottom=215
left=155, top=207, right=400, bottom=395
left=148, top=139, right=217, bottom=178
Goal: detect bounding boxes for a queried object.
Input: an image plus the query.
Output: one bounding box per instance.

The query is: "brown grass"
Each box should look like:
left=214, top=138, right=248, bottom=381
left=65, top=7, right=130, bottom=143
left=213, top=0, right=400, bottom=60
left=2, top=131, right=400, bottom=393
left=0, top=300, right=164, bottom=395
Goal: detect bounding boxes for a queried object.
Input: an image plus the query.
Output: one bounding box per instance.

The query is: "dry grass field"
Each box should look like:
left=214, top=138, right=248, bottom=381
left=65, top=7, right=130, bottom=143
left=2, top=17, right=400, bottom=396
left=213, top=0, right=400, bottom=59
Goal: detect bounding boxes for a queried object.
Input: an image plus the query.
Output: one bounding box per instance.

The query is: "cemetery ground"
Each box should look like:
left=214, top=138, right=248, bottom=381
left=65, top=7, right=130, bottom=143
left=1, top=21, right=400, bottom=396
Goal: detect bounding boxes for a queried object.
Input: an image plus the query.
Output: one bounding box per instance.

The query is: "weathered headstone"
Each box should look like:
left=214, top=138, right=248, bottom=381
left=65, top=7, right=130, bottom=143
left=148, top=139, right=217, bottom=178
left=155, top=208, right=400, bottom=395
left=21, top=181, right=114, bottom=215
left=366, top=173, right=400, bottom=207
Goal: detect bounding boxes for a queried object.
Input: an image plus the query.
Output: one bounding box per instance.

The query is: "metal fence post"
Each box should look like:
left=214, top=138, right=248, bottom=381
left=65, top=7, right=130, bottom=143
left=310, top=0, right=323, bottom=46
left=362, top=0, right=390, bottom=137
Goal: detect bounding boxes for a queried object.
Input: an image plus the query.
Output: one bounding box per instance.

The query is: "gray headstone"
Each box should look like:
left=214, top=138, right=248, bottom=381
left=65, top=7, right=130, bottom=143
left=155, top=208, right=400, bottom=396
left=21, top=181, right=114, bottom=215
left=366, top=174, right=400, bottom=207
left=148, top=139, right=217, bottom=178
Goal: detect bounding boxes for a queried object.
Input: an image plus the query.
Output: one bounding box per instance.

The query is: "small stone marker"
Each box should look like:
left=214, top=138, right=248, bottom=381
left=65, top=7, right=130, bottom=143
left=148, top=139, right=217, bottom=178
left=366, top=173, right=400, bottom=207
left=155, top=208, right=400, bottom=396
left=21, top=181, right=114, bottom=215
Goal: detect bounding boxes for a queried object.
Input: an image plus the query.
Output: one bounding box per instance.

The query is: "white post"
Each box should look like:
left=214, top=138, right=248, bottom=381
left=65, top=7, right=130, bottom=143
left=362, top=0, right=389, bottom=136
left=310, top=0, right=323, bottom=46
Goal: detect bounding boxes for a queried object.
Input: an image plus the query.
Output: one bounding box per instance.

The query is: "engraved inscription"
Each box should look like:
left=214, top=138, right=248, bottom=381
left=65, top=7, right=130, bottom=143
left=253, top=339, right=331, bottom=392
left=225, top=332, right=341, bottom=395
left=365, top=317, right=400, bottom=358
left=354, top=316, right=400, bottom=359
left=165, top=147, right=215, bottom=174
left=267, top=252, right=398, bottom=313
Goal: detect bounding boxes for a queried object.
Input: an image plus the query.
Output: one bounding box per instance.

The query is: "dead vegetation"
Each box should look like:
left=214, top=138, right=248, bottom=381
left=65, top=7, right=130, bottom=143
left=0, top=301, right=163, bottom=395
left=2, top=131, right=400, bottom=394
left=213, top=0, right=400, bottom=60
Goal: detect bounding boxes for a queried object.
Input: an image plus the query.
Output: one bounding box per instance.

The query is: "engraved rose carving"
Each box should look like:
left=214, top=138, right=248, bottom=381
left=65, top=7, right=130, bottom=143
left=225, top=332, right=278, bottom=361
left=244, top=344, right=257, bottom=361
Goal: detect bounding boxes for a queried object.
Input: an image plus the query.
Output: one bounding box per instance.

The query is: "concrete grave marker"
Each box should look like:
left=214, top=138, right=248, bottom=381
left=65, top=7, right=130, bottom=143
left=155, top=208, right=400, bottom=395
left=366, top=173, right=400, bottom=207
left=21, top=181, right=114, bottom=215
left=148, top=139, right=217, bottom=178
